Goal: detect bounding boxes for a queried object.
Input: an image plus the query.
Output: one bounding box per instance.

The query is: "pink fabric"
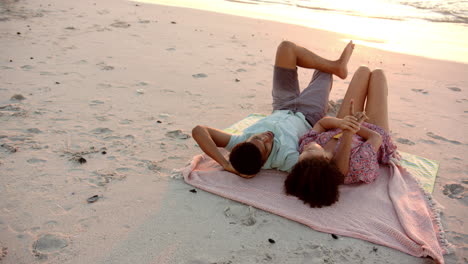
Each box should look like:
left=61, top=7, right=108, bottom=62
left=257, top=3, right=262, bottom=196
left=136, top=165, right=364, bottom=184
left=298, top=122, right=399, bottom=184
left=183, top=150, right=447, bottom=263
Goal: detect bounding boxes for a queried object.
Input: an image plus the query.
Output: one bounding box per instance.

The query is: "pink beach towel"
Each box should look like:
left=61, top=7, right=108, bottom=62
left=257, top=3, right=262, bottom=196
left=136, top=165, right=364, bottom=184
left=183, top=150, right=448, bottom=263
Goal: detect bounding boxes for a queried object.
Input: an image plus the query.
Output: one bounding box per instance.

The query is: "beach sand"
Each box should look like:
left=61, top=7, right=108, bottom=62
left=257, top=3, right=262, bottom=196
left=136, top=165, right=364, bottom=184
left=0, top=0, right=467, bottom=263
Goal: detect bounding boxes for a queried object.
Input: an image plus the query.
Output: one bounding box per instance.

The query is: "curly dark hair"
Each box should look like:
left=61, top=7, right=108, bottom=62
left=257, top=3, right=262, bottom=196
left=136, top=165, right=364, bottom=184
left=284, top=157, right=344, bottom=208
left=229, top=142, right=263, bottom=176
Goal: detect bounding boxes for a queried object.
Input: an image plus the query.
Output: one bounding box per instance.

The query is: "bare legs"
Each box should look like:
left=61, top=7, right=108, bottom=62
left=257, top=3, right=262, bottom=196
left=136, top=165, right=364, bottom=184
left=336, top=66, right=370, bottom=117
left=337, top=66, right=390, bottom=131
left=365, top=69, right=389, bottom=131
left=274, top=41, right=354, bottom=79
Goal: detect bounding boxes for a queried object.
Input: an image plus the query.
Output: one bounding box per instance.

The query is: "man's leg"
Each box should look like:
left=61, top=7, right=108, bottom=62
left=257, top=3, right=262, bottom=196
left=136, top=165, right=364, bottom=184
left=275, top=40, right=354, bottom=79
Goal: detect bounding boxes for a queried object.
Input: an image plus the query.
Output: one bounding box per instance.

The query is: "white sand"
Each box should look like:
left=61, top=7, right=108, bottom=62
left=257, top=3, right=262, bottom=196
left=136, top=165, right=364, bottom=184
left=0, top=0, right=467, bottom=263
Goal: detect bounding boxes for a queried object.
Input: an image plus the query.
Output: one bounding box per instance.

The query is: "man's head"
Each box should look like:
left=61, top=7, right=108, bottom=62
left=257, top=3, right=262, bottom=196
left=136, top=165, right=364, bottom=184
left=229, top=131, right=274, bottom=176
left=284, top=157, right=344, bottom=208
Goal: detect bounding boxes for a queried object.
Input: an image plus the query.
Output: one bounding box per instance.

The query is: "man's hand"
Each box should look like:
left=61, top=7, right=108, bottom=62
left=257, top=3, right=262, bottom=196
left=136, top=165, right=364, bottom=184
left=223, top=162, right=256, bottom=179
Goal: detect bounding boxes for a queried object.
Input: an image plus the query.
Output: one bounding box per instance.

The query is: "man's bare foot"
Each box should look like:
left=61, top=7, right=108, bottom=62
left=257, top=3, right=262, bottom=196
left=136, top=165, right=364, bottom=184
left=335, top=41, right=355, bottom=79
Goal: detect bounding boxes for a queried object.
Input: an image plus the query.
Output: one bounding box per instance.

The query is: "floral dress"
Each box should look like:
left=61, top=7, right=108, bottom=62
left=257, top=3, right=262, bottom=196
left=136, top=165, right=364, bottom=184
left=298, top=122, right=399, bottom=184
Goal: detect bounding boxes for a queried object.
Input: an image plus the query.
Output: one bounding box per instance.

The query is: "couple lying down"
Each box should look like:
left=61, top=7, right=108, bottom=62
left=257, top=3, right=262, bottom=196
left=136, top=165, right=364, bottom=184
left=192, top=40, right=399, bottom=208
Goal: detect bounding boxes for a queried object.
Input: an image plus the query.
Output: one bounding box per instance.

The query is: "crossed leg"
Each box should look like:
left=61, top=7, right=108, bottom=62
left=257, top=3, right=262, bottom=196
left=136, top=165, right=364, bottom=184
left=274, top=41, right=354, bottom=79
left=336, top=66, right=390, bottom=131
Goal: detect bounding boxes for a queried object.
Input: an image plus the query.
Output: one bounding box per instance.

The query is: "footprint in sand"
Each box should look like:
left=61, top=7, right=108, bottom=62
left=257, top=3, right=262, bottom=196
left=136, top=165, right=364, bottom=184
left=396, top=138, right=415, bottom=145
left=0, top=246, right=7, bottom=261
left=136, top=81, right=149, bottom=86
left=32, top=233, right=68, bottom=255
left=110, top=21, right=131, bottom=28
left=91, top=170, right=126, bottom=187
left=165, top=130, right=191, bottom=140
left=426, top=132, right=461, bottom=145
left=10, top=94, right=26, bottom=101
left=411, top=89, right=428, bottom=95
left=447, top=86, right=461, bottom=92
left=192, top=73, right=208, bottom=79
left=443, top=183, right=467, bottom=203
left=1, top=143, right=17, bottom=153
left=26, top=128, right=42, bottom=134
left=27, top=158, right=47, bottom=164
left=419, top=139, right=437, bottom=145
left=97, top=9, right=110, bottom=15
left=96, top=62, right=114, bottom=71
left=224, top=205, right=256, bottom=226
left=89, top=100, right=104, bottom=106
left=239, top=103, right=253, bottom=109
left=91, top=127, right=113, bottom=134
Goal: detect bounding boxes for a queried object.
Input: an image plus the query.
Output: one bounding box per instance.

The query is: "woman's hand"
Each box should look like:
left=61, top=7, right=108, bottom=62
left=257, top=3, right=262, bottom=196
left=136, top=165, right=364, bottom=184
left=339, top=116, right=361, bottom=134
left=339, top=99, right=363, bottom=134
left=354, top=111, right=368, bottom=124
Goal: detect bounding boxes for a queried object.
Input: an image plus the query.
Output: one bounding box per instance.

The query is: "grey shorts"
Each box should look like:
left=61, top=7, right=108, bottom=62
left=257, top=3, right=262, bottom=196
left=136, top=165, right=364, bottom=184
left=272, top=66, right=332, bottom=126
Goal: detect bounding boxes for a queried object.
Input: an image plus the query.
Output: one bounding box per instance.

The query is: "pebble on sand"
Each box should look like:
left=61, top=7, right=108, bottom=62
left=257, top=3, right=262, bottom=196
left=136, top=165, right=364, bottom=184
left=87, top=195, right=99, bottom=203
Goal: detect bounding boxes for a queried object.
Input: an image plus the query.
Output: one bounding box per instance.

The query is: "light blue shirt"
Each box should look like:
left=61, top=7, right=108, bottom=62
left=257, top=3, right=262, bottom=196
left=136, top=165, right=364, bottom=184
left=225, top=110, right=312, bottom=172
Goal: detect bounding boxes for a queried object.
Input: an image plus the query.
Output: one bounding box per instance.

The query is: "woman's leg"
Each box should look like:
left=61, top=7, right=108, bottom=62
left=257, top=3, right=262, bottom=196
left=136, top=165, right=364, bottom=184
left=364, top=69, right=390, bottom=131
left=274, top=40, right=354, bottom=79
left=336, top=66, right=371, bottom=118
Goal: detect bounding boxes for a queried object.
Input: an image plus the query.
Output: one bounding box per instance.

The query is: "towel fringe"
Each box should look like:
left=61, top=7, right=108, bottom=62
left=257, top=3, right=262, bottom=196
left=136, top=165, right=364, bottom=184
left=393, top=160, right=452, bottom=255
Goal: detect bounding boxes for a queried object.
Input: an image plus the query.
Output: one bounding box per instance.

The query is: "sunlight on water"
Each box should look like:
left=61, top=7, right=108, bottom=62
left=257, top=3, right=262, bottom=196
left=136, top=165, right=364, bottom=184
left=136, top=0, right=468, bottom=64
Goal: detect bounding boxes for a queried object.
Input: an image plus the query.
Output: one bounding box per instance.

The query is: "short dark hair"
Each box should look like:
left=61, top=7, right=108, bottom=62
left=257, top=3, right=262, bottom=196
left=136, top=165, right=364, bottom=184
left=229, top=142, right=263, bottom=176
left=284, top=157, right=344, bottom=208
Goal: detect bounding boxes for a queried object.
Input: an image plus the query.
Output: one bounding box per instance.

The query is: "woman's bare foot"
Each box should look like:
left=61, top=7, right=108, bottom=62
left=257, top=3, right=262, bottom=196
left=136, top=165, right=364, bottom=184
left=335, top=41, right=355, bottom=79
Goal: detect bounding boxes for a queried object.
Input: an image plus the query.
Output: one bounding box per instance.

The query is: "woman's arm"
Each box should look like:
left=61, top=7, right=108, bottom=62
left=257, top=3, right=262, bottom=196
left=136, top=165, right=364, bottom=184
left=332, top=131, right=354, bottom=175
left=356, top=126, right=383, bottom=152
left=312, top=116, right=361, bottom=133
left=192, top=125, right=233, bottom=171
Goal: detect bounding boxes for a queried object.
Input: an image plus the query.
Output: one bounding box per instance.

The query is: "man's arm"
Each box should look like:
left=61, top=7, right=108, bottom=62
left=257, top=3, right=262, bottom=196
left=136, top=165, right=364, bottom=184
left=191, top=125, right=233, bottom=171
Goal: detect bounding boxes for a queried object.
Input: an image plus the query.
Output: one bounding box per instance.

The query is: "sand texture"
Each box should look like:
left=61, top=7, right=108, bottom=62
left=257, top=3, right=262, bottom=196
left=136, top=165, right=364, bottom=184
left=0, top=0, right=467, bottom=263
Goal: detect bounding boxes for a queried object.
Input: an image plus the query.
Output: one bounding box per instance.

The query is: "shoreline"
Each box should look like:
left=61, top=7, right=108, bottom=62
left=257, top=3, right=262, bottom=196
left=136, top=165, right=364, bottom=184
left=136, top=0, right=468, bottom=65
left=1, top=0, right=467, bottom=263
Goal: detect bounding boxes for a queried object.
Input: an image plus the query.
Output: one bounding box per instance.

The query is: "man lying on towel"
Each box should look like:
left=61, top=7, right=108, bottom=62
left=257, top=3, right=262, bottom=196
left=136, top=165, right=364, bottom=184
left=192, top=40, right=354, bottom=178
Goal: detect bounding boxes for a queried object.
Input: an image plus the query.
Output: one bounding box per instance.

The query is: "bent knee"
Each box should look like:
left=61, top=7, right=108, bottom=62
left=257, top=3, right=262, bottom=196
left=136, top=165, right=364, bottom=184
left=371, top=69, right=386, bottom=78
left=192, top=125, right=204, bottom=137
left=277, top=40, right=296, bottom=53
left=356, top=65, right=371, bottom=75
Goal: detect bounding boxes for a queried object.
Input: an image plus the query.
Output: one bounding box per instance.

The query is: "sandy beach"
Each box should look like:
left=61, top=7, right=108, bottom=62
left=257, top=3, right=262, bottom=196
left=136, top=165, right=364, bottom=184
left=0, top=0, right=467, bottom=263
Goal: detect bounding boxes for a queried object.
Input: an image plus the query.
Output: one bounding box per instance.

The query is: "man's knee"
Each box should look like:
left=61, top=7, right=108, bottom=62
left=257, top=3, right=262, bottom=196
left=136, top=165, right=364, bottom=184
left=277, top=41, right=296, bottom=54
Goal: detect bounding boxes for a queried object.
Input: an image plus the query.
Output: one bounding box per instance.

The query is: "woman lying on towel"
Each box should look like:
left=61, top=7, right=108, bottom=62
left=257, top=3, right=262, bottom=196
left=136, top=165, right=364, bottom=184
left=285, top=66, right=400, bottom=208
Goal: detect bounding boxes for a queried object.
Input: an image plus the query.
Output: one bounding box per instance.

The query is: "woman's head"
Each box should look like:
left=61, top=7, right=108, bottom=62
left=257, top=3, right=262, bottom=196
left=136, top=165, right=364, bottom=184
left=284, top=156, right=344, bottom=208
left=299, top=141, right=333, bottom=161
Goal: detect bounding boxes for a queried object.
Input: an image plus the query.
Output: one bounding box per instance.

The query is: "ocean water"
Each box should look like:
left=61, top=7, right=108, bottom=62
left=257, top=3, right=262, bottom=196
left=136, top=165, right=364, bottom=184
left=137, top=0, right=468, bottom=63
